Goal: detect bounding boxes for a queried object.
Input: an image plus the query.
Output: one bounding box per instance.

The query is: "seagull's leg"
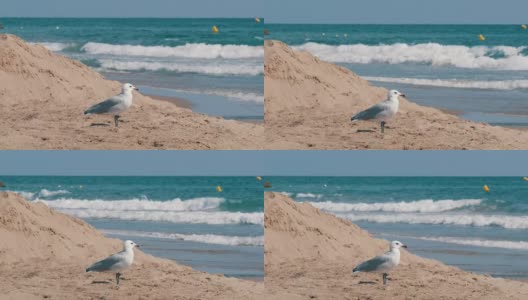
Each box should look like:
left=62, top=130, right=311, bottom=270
left=381, top=121, right=385, bottom=134
left=114, top=115, right=120, bottom=127
left=383, top=273, right=388, bottom=285
left=116, top=272, right=121, bottom=287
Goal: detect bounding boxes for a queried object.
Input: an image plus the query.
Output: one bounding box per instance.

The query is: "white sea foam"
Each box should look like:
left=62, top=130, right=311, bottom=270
left=311, top=199, right=482, bottom=213
left=36, top=197, right=224, bottom=211
left=31, top=42, right=74, bottom=52
left=15, top=191, right=36, bottom=200
left=184, top=89, right=263, bottom=103
left=296, top=193, right=323, bottom=199
left=98, top=59, right=262, bottom=76
left=414, top=236, right=528, bottom=250
left=103, top=230, right=263, bottom=246
left=37, top=189, right=70, bottom=198
left=364, top=76, right=528, bottom=90
left=53, top=209, right=263, bottom=225
left=294, top=42, right=528, bottom=70
left=341, top=213, right=528, bottom=229
left=205, top=90, right=264, bottom=103
left=82, top=42, right=264, bottom=59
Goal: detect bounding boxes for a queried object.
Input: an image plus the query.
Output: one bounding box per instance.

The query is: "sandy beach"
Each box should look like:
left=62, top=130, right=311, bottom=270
left=264, top=40, right=528, bottom=150
left=0, top=191, right=265, bottom=300
left=0, top=34, right=263, bottom=150
left=264, top=192, right=528, bottom=299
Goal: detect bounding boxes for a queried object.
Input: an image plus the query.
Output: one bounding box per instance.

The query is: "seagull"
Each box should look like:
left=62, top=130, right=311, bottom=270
left=353, top=240, right=407, bottom=285
left=351, top=90, right=405, bottom=133
left=84, top=83, right=138, bottom=127
left=86, top=240, right=140, bottom=287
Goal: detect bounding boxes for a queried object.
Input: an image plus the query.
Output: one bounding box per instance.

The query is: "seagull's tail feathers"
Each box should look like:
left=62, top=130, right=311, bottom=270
left=353, top=266, right=360, bottom=273
left=351, top=111, right=365, bottom=122
left=84, top=106, right=96, bottom=115
left=86, top=267, right=92, bottom=272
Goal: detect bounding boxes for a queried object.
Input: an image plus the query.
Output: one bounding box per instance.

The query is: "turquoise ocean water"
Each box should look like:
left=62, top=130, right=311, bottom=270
left=270, top=176, right=528, bottom=279
left=0, top=18, right=263, bottom=121
left=2, top=176, right=264, bottom=279
left=266, top=25, right=528, bottom=126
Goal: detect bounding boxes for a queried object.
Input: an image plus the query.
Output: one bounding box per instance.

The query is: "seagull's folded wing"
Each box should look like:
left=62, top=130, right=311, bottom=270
left=86, top=253, right=123, bottom=272
left=85, top=96, right=123, bottom=114
left=352, top=103, right=385, bottom=121
left=354, top=255, right=390, bottom=272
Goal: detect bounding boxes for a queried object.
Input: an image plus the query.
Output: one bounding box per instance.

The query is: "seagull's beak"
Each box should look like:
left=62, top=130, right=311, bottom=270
left=134, top=87, right=139, bottom=91
left=135, top=244, right=140, bottom=248
left=402, top=244, right=408, bottom=248
left=400, top=93, right=406, bottom=98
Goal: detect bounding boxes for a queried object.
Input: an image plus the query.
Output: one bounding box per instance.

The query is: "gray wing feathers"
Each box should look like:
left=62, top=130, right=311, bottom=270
left=353, top=256, right=388, bottom=272
left=351, top=104, right=384, bottom=121
left=86, top=254, right=121, bottom=272
left=84, top=97, right=122, bottom=115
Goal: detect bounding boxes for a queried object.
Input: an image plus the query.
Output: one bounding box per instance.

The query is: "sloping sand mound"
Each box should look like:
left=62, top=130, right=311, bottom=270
left=0, top=192, right=264, bottom=300
left=264, top=40, right=528, bottom=150
left=264, top=192, right=528, bottom=299
left=0, top=34, right=263, bottom=150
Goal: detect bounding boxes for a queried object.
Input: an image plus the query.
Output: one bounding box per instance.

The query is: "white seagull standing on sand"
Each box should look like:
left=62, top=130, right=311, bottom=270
left=351, top=89, right=405, bottom=133
left=353, top=240, right=407, bottom=285
left=86, top=240, right=140, bottom=287
left=84, top=83, right=138, bottom=127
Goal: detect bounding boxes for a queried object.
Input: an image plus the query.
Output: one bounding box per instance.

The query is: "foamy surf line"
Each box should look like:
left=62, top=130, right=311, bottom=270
left=412, top=236, right=528, bottom=251
left=14, top=189, right=70, bottom=199
left=364, top=76, right=528, bottom=90
left=310, top=199, right=482, bottom=213
left=295, top=193, right=323, bottom=199
left=103, top=229, right=264, bottom=246
left=293, top=42, right=528, bottom=70
left=130, top=86, right=263, bottom=103
left=339, top=213, right=528, bottom=229
left=98, top=59, right=263, bottom=76
left=45, top=208, right=264, bottom=225
left=82, top=42, right=264, bottom=59
left=35, top=197, right=225, bottom=211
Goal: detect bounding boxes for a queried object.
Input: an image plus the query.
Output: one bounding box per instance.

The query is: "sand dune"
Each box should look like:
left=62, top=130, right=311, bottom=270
left=0, top=192, right=265, bottom=300
left=0, top=34, right=263, bottom=150
left=264, top=192, right=528, bottom=299
left=264, top=40, right=528, bottom=150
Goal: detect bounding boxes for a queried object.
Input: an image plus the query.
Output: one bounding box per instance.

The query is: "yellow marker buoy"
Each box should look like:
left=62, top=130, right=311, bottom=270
left=483, top=184, right=490, bottom=193
left=523, top=177, right=528, bottom=181
left=212, top=25, right=219, bottom=33
left=522, top=24, right=527, bottom=29
left=479, top=34, right=486, bottom=41
left=255, top=18, right=261, bottom=23
left=216, top=185, right=223, bottom=192
left=256, top=176, right=262, bottom=181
